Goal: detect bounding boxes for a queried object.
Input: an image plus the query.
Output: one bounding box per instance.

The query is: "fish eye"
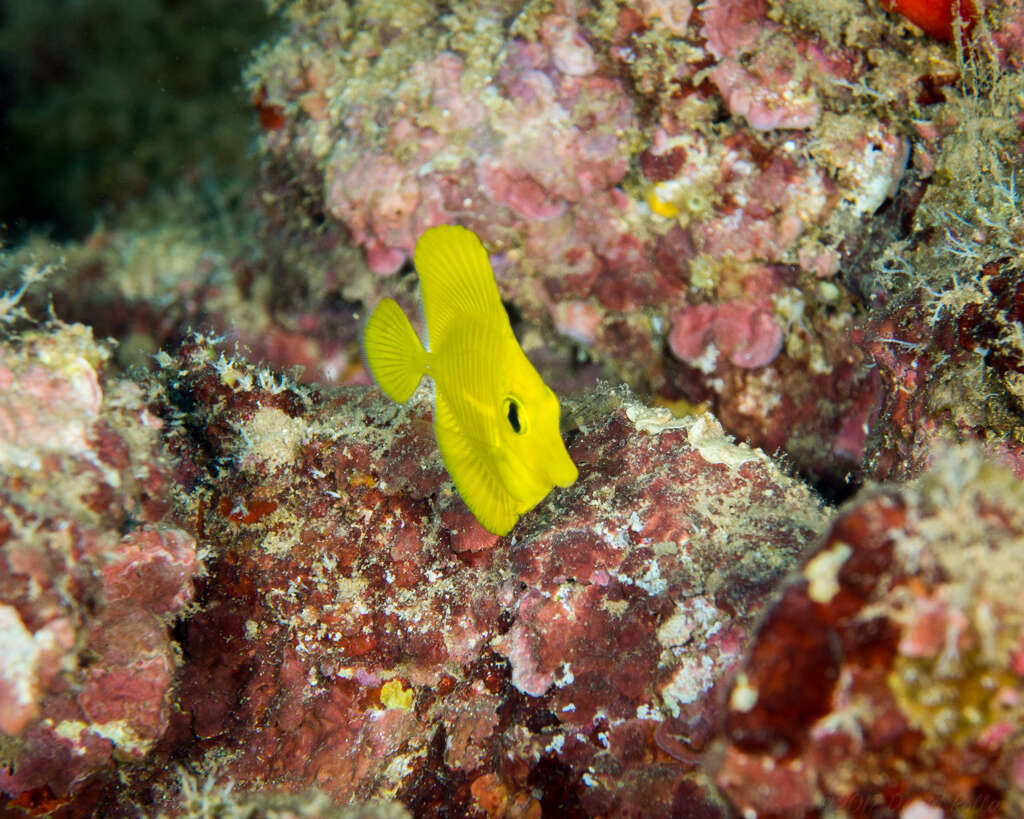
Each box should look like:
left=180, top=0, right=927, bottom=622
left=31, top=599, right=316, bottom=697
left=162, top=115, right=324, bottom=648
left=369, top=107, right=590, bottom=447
left=503, top=397, right=524, bottom=434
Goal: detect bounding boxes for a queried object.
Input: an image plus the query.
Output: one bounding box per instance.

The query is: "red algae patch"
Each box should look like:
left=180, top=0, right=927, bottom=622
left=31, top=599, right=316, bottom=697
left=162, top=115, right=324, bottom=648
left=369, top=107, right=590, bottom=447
left=716, top=447, right=1024, bottom=817
left=0, top=325, right=197, bottom=810
left=94, top=343, right=826, bottom=815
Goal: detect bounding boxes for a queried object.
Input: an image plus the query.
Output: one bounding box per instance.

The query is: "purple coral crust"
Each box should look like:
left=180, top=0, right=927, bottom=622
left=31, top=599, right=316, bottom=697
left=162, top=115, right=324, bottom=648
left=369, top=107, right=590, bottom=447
left=323, top=43, right=634, bottom=275
left=0, top=325, right=197, bottom=810
left=668, top=299, right=783, bottom=369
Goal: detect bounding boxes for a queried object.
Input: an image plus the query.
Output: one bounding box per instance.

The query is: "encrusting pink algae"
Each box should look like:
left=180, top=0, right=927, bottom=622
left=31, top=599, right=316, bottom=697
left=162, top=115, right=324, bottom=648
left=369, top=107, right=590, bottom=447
left=2, top=0, right=1024, bottom=815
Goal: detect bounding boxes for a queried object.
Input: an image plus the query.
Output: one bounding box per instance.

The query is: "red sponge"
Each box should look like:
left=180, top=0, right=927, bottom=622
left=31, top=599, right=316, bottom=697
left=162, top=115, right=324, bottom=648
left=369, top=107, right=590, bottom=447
left=880, top=0, right=978, bottom=41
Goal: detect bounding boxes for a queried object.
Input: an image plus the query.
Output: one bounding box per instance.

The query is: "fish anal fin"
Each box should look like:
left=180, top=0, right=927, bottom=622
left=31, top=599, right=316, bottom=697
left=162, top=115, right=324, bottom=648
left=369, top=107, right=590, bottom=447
left=435, top=390, right=519, bottom=536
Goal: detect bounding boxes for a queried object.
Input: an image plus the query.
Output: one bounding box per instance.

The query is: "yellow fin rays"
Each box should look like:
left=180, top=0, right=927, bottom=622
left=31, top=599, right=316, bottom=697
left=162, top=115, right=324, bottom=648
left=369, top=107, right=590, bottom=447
left=361, top=225, right=578, bottom=535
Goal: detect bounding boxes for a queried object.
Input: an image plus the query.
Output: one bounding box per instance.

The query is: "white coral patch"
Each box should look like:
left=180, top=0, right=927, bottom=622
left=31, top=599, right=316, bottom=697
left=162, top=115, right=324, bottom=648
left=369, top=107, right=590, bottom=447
left=238, top=406, right=307, bottom=470
left=804, top=541, right=852, bottom=604
left=661, top=655, right=716, bottom=716
left=657, top=596, right=722, bottom=651
left=846, top=128, right=908, bottom=215
left=687, top=414, right=760, bottom=467
left=0, top=605, right=40, bottom=732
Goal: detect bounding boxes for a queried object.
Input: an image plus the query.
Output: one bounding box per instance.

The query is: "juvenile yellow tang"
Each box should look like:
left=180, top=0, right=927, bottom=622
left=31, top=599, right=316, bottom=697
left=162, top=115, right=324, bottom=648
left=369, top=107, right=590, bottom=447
left=362, top=225, right=578, bottom=535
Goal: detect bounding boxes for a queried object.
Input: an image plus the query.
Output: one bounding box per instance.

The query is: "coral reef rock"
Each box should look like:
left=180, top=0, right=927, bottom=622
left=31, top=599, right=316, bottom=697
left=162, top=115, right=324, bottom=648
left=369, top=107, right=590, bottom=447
left=0, top=324, right=197, bottom=812
left=716, top=446, right=1024, bottom=817
left=108, top=340, right=828, bottom=816
left=243, top=0, right=1009, bottom=487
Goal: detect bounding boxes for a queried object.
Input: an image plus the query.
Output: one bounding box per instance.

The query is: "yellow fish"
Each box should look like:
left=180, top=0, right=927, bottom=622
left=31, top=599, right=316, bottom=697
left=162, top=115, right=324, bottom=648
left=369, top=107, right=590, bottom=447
left=362, top=225, right=578, bottom=535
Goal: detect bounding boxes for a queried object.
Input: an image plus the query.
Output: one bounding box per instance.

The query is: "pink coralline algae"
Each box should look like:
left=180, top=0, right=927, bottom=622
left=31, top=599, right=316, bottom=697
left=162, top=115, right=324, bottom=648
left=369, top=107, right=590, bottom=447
left=0, top=324, right=197, bottom=811
left=700, top=0, right=766, bottom=59
left=715, top=447, right=1024, bottom=817
left=699, top=0, right=862, bottom=131
left=709, top=55, right=820, bottom=132
left=321, top=43, right=633, bottom=274
left=246, top=0, right=918, bottom=487
left=86, top=343, right=828, bottom=816
left=669, top=299, right=783, bottom=369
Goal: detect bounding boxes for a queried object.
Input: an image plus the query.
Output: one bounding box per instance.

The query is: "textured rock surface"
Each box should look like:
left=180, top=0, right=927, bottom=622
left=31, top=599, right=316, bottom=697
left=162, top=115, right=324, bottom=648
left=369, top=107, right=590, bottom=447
left=2, top=0, right=1024, bottom=816
left=98, top=339, right=827, bottom=816
left=0, top=324, right=197, bottom=812
left=8, top=1, right=1022, bottom=499
left=865, top=258, right=1024, bottom=485
left=4, top=328, right=1024, bottom=817
left=242, top=0, right=923, bottom=487
left=859, top=27, right=1024, bottom=486
left=716, top=446, right=1024, bottom=817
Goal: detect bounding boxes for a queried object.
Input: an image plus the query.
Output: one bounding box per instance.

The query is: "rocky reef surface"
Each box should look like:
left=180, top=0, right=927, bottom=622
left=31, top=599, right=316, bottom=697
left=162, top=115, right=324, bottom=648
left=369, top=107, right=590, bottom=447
left=2, top=0, right=1024, bottom=816
left=718, top=448, right=1024, bottom=816
left=238, top=0, right=1024, bottom=491
left=0, top=325, right=198, bottom=811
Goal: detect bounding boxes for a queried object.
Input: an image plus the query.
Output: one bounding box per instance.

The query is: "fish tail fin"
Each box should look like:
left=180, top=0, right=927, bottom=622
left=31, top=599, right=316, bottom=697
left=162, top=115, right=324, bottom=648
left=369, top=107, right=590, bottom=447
left=362, top=298, right=427, bottom=403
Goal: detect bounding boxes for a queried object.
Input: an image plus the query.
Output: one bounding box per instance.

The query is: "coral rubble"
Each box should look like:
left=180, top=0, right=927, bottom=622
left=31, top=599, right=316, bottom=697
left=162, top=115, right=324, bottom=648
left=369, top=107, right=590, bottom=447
left=0, top=324, right=197, bottom=811
left=716, top=447, right=1024, bottom=817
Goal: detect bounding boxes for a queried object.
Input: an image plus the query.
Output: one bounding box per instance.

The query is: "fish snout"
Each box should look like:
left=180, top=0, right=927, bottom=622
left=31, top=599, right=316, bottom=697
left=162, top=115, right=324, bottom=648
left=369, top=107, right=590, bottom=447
left=550, top=444, right=578, bottom=488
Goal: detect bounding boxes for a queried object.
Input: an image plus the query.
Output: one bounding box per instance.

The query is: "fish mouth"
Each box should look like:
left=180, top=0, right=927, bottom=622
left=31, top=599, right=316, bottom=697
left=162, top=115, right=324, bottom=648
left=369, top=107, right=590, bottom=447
left=497, top=442, right=577, bottom=506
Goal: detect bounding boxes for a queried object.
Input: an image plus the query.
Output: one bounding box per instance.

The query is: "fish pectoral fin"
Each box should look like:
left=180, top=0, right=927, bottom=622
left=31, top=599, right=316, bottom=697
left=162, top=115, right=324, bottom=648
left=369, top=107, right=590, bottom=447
left=363, top=298, right=427, bottom=403
left=434, top=394, right=519, bottom=536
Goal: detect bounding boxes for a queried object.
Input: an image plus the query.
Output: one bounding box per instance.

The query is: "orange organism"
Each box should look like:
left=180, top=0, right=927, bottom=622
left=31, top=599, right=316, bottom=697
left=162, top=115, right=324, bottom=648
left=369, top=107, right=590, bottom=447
left=880, top=0, right=978, bottom=41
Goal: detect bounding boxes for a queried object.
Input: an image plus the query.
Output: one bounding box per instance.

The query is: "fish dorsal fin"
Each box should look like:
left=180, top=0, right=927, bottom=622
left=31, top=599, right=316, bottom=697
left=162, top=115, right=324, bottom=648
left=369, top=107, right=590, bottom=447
left=414, top=225, right=507, bottom=349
